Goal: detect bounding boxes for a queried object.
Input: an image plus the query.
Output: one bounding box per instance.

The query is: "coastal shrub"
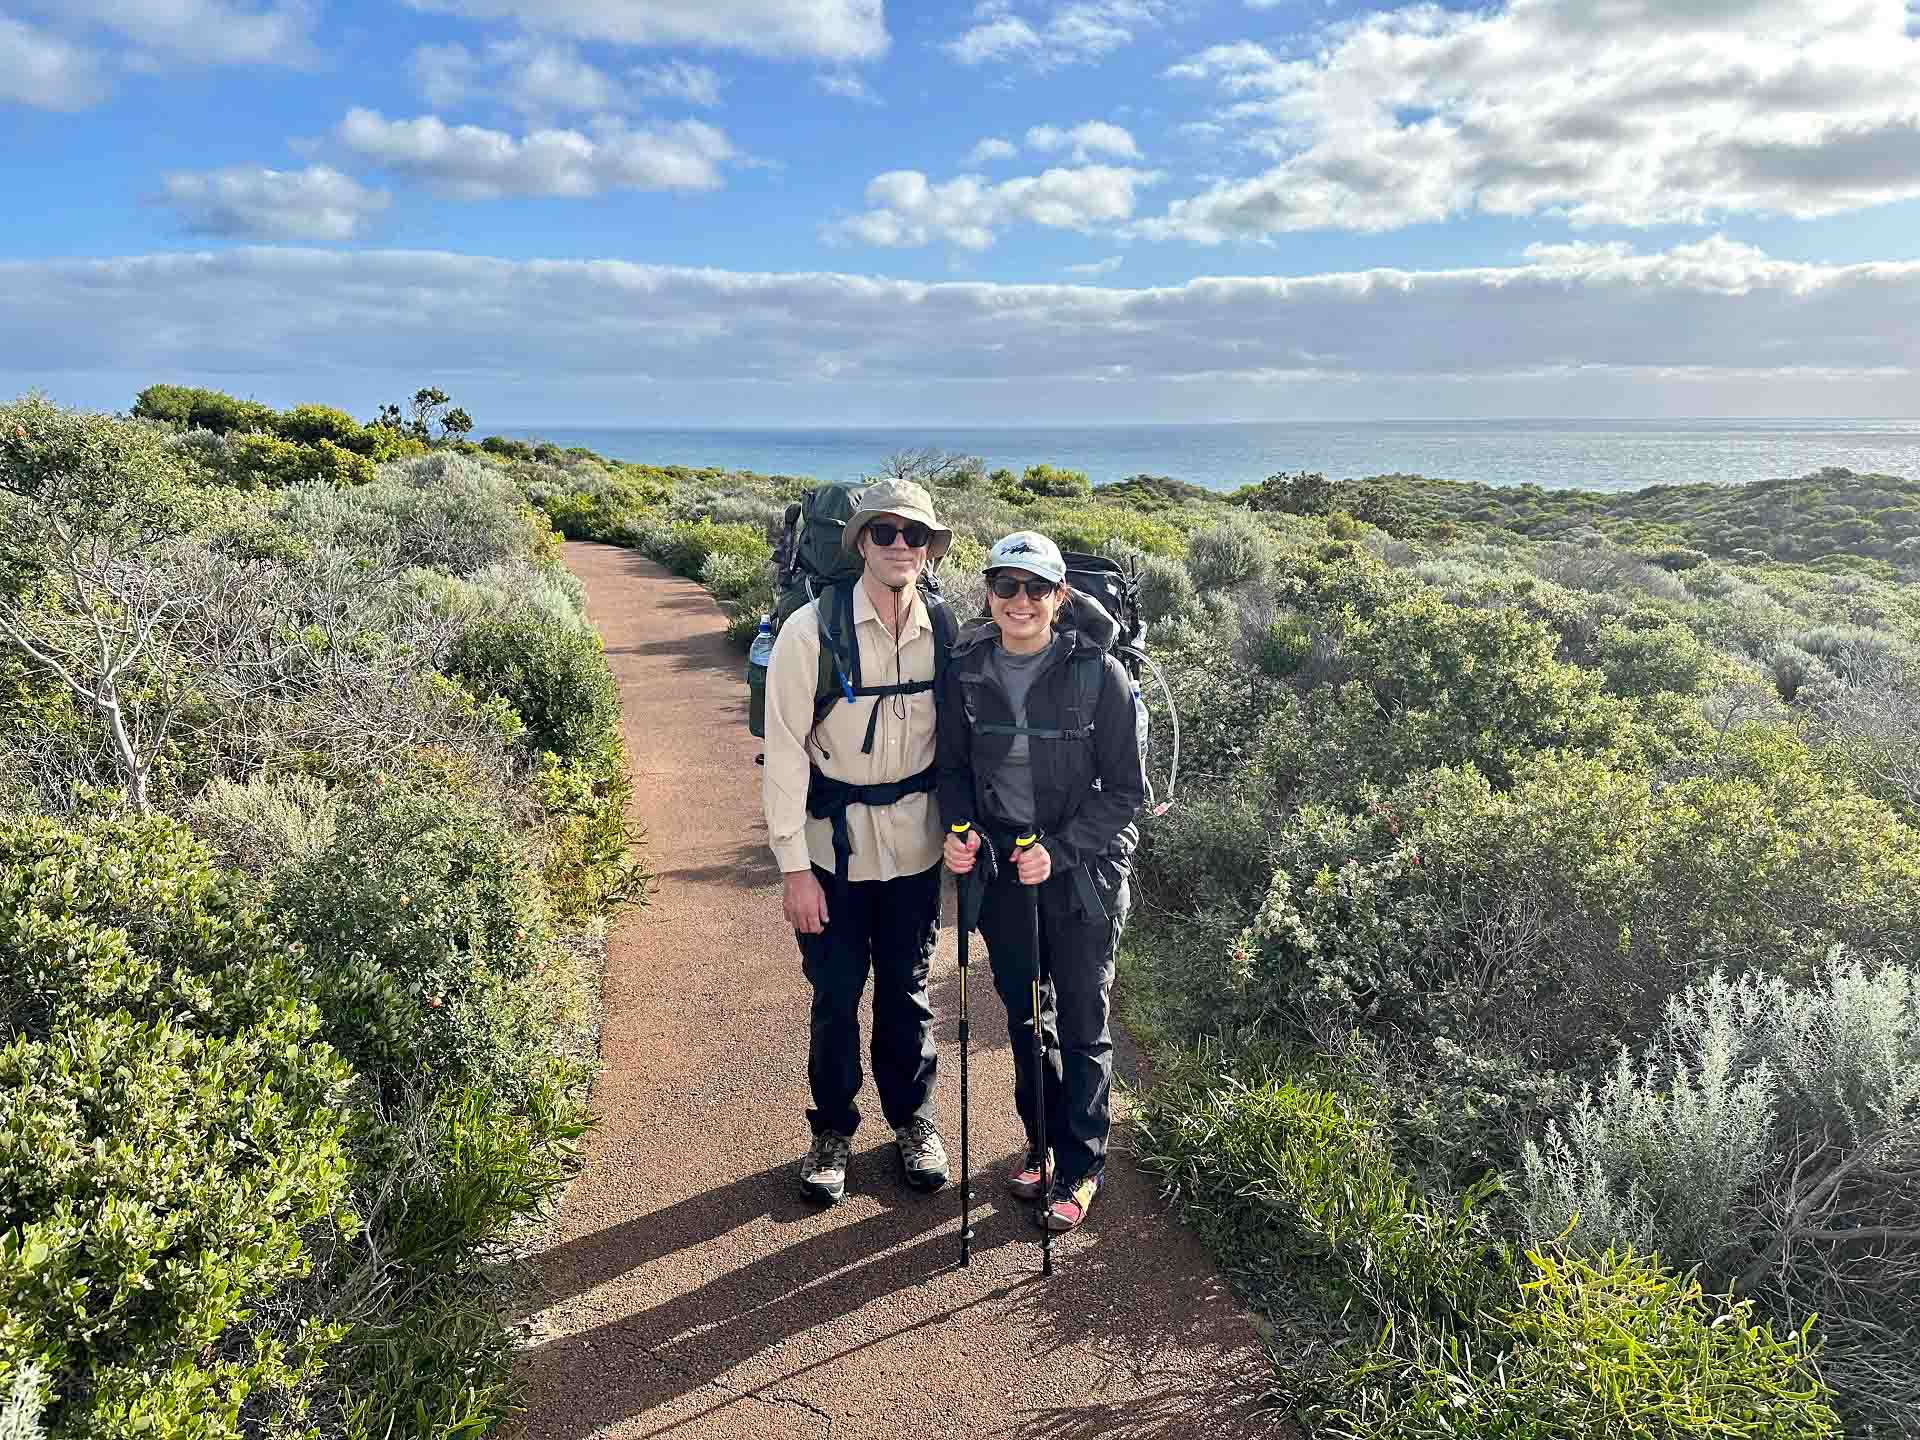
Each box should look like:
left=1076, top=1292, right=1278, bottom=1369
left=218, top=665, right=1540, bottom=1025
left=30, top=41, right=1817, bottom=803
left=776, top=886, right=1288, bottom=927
left=1594, top=618, right=1715, bottom=697
left=659, top=519, right=772, bottom=581
left=1018, top=463, right=1091, bottom=498
left=1518, top=955, right=1920, bottom=1426
left=444, top=616, right=619, bottom=763
left=131, top=383, right=272, bottom=436
left=700, top=549, right=766, bottom=602
left=1186, top=515, right=1277, bottom=591
left=273, top=403, right=375, bottom=455
left=529, top=734, right=651, bottom=925
left=224, top=433, right=377, bottom=489
left=267, top=771, right=553, bottom=1103
left=1134, top=1056, right=1508, bottom=1320
left=1136, top=551, right=1199, bottom=625
left=188, top=772, right=341, bottom=887
left=1323, top=1248, right=1838, bottom=1440
left=0, top=815, right=355, bottom=1440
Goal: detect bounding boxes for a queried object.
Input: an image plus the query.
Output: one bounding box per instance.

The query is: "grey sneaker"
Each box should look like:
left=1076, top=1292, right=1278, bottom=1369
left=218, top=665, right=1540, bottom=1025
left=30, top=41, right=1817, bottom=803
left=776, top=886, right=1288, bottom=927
left=894, top=1118, right=950, bottom=1191
left=799, top=1130, right=852, bottom=1204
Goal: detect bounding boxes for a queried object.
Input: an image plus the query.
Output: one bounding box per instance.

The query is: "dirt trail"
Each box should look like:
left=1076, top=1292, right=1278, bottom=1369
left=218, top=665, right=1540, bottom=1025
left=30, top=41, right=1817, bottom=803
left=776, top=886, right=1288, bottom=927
left=516, top=544, right=1270, bottom=1439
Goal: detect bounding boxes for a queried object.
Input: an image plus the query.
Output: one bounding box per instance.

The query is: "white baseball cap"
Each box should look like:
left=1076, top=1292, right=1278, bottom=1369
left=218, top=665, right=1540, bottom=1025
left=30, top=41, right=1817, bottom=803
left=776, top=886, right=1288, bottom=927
left=984, top=531, right=1066, bottom=584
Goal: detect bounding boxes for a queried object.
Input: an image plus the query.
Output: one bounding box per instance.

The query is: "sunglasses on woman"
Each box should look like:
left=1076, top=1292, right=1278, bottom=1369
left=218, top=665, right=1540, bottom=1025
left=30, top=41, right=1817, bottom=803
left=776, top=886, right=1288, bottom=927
left=866, top=520, right=932, bottom=548
left=989, top=575, right=1060, bottom=601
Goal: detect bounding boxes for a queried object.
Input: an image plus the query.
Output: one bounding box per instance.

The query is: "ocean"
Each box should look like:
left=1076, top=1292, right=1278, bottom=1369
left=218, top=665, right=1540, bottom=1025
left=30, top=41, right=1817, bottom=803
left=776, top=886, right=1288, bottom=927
left=489, top=418, right=1920, bottom=494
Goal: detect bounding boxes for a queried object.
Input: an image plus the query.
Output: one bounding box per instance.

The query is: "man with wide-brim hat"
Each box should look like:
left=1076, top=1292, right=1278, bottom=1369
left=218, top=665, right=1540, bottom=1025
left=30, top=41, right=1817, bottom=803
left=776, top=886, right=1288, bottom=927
left=761, top=477, right=957, bottom=1205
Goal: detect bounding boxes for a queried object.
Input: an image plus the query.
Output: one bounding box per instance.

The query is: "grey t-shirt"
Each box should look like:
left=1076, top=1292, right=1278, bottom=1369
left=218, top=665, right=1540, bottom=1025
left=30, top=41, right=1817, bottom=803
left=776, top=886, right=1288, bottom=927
left=982, top=634, right=1061, bottom=827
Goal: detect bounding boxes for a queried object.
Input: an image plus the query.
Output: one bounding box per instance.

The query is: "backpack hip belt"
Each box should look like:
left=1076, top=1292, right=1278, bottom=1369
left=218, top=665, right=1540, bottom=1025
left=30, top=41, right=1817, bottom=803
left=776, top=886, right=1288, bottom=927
left=806, top=763, right=939, bottom=884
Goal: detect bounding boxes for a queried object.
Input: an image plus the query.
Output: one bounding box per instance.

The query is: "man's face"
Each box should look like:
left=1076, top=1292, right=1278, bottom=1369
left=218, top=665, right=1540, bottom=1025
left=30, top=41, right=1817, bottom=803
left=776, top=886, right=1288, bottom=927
left=857, top=511, right=929, bottom=590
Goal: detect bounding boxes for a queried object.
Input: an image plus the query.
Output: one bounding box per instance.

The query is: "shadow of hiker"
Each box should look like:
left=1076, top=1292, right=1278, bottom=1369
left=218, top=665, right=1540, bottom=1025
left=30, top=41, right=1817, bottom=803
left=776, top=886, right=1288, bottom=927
left=523, top=1160, right=814, bottom=1317
left=517, top=1192, right=1030, bottom=1440
left=662, top=840, right=783, bottom=890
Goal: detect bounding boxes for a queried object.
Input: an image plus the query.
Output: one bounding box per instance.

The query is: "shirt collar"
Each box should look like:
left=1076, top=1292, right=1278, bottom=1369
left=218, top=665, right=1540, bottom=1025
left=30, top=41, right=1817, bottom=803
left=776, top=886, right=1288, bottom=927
left=851, top=577, right=927, bottom=639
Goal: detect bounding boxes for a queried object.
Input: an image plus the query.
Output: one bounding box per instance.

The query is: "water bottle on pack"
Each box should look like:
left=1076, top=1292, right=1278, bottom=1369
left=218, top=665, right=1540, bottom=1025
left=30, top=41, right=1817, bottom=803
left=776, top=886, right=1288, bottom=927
left=747, top=615, right=775, bottom=738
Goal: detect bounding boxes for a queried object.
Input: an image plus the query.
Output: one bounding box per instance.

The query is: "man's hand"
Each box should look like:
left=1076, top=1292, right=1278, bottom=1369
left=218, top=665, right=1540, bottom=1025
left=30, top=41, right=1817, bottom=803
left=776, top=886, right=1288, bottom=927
left=1015, top=841, right=1052, bottom=886
left=784, top=870, right=830, bottom=934
left=944, top=829, right=980, bottom=875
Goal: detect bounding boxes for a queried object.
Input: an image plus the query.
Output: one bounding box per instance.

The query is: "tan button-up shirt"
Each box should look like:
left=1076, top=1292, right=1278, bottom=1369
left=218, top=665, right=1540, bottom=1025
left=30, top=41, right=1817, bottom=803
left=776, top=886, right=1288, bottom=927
left=761, top=580, right=943, bottom=881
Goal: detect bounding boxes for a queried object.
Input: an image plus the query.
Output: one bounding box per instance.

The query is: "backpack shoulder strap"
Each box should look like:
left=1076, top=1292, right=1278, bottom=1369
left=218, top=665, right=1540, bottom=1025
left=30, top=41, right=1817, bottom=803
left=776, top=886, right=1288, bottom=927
left=813, top=580, right=860, bottom=725
left=926, top=591, right=955, bottom=690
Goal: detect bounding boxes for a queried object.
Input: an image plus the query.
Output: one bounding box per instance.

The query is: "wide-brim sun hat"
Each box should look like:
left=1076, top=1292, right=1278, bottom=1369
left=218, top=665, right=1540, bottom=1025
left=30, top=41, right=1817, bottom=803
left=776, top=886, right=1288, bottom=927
left=841, top=477, right=953, bottom=563
left=984, top=530, right=1066, bottom=586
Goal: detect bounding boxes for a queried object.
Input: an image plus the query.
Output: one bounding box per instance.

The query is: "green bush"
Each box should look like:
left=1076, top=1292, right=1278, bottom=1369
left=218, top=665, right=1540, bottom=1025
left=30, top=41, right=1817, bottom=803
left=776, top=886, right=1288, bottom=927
left=0, top=815, right=354, bottom=1440
left=1187, top=515, right=1277, bottom=590
left=444, top=616, right=620, bottom=762
left=1135, top=1056, right=1508, bottom=1319
left=267, top=773, right=553, bottom=1102
left=1595, top=619, right=1716, bottom=697
left=1017, top=463, right=1091, bottom=498
left=224, top=432, right=376, bottom=489
left=273, top=404, right=376, bottom=456
left=655, top=518, right=772, bottom=580
left=130, top=384, right=273, bottom=436
left=1324, top=1248, right=1838, bottom=1440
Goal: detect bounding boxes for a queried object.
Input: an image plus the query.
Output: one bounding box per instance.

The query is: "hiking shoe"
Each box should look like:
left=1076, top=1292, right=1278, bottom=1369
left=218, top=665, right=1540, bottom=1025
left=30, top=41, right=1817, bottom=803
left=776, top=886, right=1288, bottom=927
left=894, top=1119, right=950, bottom=1191
left=1006, top=1148, right=1052, bottom=1201
left=1041, top=1172, right=1102, bottom=1232
left=799, top=1130, right=853, bottom=1204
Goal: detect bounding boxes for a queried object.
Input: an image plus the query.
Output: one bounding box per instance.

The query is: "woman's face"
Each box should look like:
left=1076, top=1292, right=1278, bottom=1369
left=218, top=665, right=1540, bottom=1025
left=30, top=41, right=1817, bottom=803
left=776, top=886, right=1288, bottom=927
left=986, top=567, right=1062, bottom=648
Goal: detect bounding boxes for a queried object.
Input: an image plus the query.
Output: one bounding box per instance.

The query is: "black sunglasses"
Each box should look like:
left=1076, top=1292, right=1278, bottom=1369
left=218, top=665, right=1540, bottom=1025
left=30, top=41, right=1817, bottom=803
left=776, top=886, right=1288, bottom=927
left=989, top=575, right=1060, bottom=601
left=866, top=520, right=932, bottom=548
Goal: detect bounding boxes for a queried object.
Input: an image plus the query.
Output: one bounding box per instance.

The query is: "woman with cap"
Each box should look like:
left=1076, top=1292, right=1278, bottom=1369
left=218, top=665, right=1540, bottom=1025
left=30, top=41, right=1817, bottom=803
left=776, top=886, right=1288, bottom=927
left=762, top=478, right=958, bottom=1205
left=936, top=530, right=1145, bottom=1232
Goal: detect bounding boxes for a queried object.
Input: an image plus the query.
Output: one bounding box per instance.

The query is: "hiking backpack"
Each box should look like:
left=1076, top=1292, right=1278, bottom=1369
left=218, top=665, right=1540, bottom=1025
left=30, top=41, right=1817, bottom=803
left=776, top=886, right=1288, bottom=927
left=747, top=479, right=954, bottom=745
left=1058, top=551, right=1178, bottom=816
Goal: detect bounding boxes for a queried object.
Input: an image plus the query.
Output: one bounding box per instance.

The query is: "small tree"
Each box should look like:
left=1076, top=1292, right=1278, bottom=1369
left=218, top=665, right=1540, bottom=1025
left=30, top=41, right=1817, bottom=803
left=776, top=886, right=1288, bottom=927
left=440, top=406, right=474, bottom=443
left=0, top=398, right=304, bottom=813
left=878, top=446, right=983, bottom=488
left=409, top=386, right=452, bottom=439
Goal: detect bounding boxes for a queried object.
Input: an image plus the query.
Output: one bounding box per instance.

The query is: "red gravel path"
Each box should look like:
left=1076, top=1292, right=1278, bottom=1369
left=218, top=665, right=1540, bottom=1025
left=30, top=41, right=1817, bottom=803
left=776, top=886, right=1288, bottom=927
left=515, top=544, right=1272, bottom=1439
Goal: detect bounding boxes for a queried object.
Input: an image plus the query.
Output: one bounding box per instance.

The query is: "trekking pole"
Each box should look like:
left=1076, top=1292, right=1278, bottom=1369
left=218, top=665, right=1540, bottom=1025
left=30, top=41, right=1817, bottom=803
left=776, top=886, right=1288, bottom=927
left=951, top=821, right=976, bottom=1269
left=1013, top=832, right=1053, bottom=1278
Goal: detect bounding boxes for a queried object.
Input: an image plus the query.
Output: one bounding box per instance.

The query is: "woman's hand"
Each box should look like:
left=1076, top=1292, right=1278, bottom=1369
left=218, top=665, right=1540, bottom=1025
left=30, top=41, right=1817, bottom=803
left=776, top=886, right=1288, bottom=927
left=944, top=829, right=980, bottom=875
left=1015, top=841, right=1052, bottom=885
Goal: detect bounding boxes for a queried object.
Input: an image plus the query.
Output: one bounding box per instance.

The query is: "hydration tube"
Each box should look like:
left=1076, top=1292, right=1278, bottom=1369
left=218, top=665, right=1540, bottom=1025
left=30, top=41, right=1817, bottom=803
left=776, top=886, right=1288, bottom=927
left=1138, top=648, right=1180, bottom=818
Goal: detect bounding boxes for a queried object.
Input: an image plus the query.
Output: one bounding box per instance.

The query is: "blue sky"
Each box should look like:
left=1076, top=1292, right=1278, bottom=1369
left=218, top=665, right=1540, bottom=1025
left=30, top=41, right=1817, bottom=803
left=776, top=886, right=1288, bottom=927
left=5, top=0, right=1920, bottom=424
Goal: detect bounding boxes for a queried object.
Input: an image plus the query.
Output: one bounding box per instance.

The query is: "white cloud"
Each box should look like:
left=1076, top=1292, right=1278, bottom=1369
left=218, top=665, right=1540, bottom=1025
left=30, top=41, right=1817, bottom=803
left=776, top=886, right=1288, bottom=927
left=824, top=164, right=1160, bottom=249
left=336, top=109, right=736, bottom=199
left=399, top=0, right=887, bottom=63
left=7, top=241, right=1919, bottom=413
left=966, top=137, right=1019, bottom=164
left=36, top=0, right=317, bottom=66
left=1150, top=0, right=1920, bottom=238
left=1027, top=120, right=1140, bottom=160
left=1065, top=255, right=1123, bottom=275
left=157, top=165, right=390, bottom=241
left=410, top=40, right=721, bottom=115
left=816, top=70, right=880, bottom=103
left=945, top=1, right=1167, bottom=69
left=637, top=60, right=724, bottom=106
left=0, top=17, right=108, bottom=110
left=2, top=0, right=313, bottom=107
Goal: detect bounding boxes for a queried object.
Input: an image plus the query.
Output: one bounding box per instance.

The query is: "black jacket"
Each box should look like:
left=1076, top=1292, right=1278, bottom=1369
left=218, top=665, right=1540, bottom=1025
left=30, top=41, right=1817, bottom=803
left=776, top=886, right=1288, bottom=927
left=936, top=595, right=1145, bottom=919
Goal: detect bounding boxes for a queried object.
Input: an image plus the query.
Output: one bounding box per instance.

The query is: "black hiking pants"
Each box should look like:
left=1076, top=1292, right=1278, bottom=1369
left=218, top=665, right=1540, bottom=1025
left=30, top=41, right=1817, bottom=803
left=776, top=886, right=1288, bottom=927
left=976, top=868, right=1120, bottom=1189
left=797, top=862, right=941, bottom=1139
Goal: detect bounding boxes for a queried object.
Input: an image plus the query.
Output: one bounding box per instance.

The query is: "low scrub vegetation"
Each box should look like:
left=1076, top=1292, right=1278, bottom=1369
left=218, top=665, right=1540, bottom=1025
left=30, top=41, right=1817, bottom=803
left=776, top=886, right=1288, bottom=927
left=1, top=393, right=646, bottom=1438
left=577, top=439, right=1920, bottom=1437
